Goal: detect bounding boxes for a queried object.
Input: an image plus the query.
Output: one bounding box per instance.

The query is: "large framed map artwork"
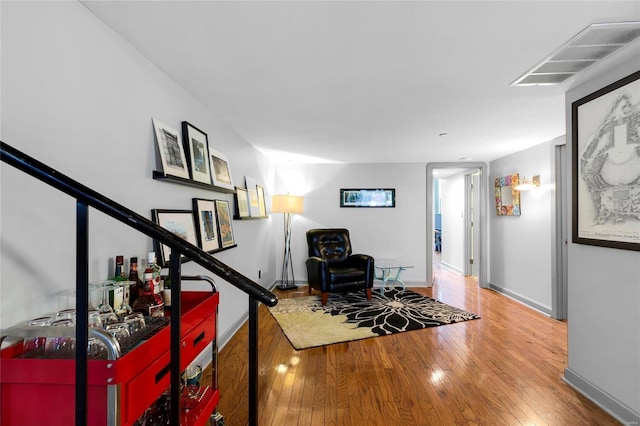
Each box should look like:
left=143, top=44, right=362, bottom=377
left=572, top=70, right=640, bottom=251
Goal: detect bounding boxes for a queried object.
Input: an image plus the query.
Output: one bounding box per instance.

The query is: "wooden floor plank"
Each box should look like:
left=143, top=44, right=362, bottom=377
left=216, top=263, right=619, bottom=425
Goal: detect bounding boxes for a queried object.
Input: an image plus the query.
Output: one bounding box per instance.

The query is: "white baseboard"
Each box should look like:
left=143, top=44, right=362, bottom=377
left=488, top=282, right=552, bottom=316
left=439, top=260, right=463, bottom=274
left=564, top=368, right=640, bottom=424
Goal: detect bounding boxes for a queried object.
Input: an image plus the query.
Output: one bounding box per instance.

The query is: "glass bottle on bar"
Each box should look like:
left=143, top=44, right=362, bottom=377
left=110, top=255, right=127, bottom=311
left=162, top=271, right=172, bottom=310
left=147, top=252, right=163, bottom=297
left=128, top=256, right=144, bottom=307
left=132, top=270, right=165, bottom=318
left=113, top=256, right=126, bottom=281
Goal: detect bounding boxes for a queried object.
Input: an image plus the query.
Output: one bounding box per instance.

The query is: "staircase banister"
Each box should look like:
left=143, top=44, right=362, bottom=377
left=1, top=141, right=277, bottom=307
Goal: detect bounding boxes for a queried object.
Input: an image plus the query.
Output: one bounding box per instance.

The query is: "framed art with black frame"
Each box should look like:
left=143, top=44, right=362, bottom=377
left=152, top=118, right=190, bottom=180
left=214, top=199, right=236, bottom=248
left=192, top=198, right=220, bottom=253
left=151, top=209, right=198, bottom=266
left=340, top=188, right=396, bottom=208
left=234, top=187, right=250, bottom=218
left=182, top=121, right=212, bottom=185
left=572, top=70, right=640, bottom=251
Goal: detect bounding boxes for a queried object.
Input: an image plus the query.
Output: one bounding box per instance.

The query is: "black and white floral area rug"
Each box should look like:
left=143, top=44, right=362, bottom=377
left=268, top=288, right=480, bottom=350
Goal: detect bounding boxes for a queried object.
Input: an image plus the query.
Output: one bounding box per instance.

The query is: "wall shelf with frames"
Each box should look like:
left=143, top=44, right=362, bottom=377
left=153, top=171, right=235, bottom=194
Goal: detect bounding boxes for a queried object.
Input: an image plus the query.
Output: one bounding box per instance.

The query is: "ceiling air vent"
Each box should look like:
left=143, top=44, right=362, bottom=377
left=512, top=21, right=640, bottom=86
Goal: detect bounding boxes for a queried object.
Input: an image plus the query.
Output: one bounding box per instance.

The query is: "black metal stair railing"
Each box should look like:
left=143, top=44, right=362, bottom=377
left=0, top=141, right=277, bottom=426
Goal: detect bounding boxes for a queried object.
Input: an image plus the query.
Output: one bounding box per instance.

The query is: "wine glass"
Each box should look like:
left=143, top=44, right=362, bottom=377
left=99, top=311, right=119, bottom=327
left=105, top=322, right=131, bottom=352
left=44, top=318, right=76, bottom=359
left=56, top=308, right=77, bottom=323
left=88, top=310, right=104, bottom=329
left=87, top=337, right=108, bottom=360
left=124, top=313, right=146, bottom=343
left=113, top=280, right=135, bottom=319
left=22, top=316, right=52, bottom=357
left=90, top=280, right=116, bottom=314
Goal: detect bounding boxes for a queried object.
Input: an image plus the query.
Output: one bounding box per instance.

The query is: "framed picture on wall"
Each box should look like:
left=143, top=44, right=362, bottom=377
left=234, top=187, right=250, bottom=218
left=152, top=118, right=190, bottom=179
left=214, top=200, right=236, bottom=248
left=192, top=198, right=220, bottom=253
left=151, top=209, right=198, bottom=266
left=340, top=188, right=395, bottom=208
left=572, top=70, right=640, bottom=251
left=245, top=176, right=261, bottom=217
left=494, top=174, right=520, bottom=216
left=209, top=148, right=234, bottom=190
left=182, top=122, right=212, bottom=185
left=256, top=185, right=267, bottom=217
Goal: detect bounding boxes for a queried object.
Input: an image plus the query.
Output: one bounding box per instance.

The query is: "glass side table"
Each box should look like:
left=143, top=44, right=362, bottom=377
left=374, top=260, right=414, bottom=296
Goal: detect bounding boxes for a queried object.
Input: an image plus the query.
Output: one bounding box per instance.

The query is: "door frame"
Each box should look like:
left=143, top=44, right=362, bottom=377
left=426, top=162, right=489, bottom=288
left=551, top=140, right=568, bottom=320
left=464, top=170, right=481, bottom=277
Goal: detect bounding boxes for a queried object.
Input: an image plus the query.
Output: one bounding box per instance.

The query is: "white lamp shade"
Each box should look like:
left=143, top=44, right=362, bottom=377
left=271, top=195, right=304, bottom=214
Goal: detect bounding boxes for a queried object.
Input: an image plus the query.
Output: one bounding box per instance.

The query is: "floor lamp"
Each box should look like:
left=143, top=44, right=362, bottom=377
left=271, top=194, right=304, bottom=291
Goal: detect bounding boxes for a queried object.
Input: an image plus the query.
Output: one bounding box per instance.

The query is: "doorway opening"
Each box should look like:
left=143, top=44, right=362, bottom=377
left=426, top=162, right=488, bottom=289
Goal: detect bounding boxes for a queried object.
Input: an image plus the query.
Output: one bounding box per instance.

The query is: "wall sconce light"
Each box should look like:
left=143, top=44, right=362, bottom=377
left=514, top=175, right=541, bottom=191
left=271, top=194, right=304, bottom=291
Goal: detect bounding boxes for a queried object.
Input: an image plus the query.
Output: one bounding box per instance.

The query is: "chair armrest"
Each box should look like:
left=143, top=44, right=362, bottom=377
left=346, top=254, right=375, bottom=287
left=346, top=254, right=374, bottom=268
left=306, top=256, right=330, bottom=287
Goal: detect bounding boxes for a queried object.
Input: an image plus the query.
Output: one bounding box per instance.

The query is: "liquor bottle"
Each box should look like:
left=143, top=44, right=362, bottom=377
left=128, top=257, right=144, bottom=307
left=147, top=252, right=163, bottom=297
left=109, top=255, right=127, bottom=310
left=113, top=256, right=126, bottom=281
left=162, top=272, right=172, bottom=309
left=132, top=271, right=165, bottom=317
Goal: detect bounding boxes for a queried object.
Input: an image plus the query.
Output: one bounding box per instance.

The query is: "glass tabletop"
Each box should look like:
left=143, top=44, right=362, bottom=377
left=374, top=259, right=414, bottom=269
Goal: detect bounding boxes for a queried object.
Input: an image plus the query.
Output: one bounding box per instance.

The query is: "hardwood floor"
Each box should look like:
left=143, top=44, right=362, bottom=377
left=217, top=265, right=618, bottom=425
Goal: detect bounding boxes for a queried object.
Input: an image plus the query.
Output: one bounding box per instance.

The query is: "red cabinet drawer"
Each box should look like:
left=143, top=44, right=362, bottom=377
left=123, top=350, right=172, bottom=424
left=181, top=313, right=215, bottom=365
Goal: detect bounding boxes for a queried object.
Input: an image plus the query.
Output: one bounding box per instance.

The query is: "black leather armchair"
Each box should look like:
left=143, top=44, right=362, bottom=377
left=305, top=228, right=374, bottom=305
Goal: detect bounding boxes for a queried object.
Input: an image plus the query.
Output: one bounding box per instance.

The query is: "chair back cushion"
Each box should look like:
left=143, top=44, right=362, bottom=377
left=306, top=228, right=352, bottom=264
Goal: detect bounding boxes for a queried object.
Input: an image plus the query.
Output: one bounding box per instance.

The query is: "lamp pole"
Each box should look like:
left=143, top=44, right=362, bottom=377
left=279, top=211, right=297, bottom=289
left=272, top=194, right=304, bottom=291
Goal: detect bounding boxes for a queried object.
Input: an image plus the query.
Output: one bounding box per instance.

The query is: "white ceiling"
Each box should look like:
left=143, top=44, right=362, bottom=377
left=82, top=1, right=640, bottom=164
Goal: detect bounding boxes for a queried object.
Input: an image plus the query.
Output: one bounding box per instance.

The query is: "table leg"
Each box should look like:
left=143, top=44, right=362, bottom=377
left=395, top=267, right=407, bottom=294
left=380, top=269, right=389, bottom=296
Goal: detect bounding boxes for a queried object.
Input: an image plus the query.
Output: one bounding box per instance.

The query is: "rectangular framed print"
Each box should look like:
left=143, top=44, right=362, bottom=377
left=151, top=209, right=198, bottom=266
left=152, top=118, right=190, bottom=179
left=244, top=176, right=261, bottom=217
left=256, top=185, right=267, bottom=217
left=572, top=70, right=640, bottom=251
left=235, top=187, right=250, bottom=218
left=192, top=198, right=220, bottom=253
left=214, top=200, right=236, bottom=248
left=495, top=174, right=521, bottom=216
left=340, top=188, right=396, bottom=208
left=209, top=148, right=234, bottom=190
left=182, top=122, right=212, bottom=185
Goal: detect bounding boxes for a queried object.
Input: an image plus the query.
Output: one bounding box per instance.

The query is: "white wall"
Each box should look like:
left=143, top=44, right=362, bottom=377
left=0, top=2, right=276, bottom=347
left=439, top=173, right=465, bottom=273
left=489, top=140, right=554, bottom=313
left=272, top=163, right=428, bottom=285
left=564, top=55, right=640, bottom=421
